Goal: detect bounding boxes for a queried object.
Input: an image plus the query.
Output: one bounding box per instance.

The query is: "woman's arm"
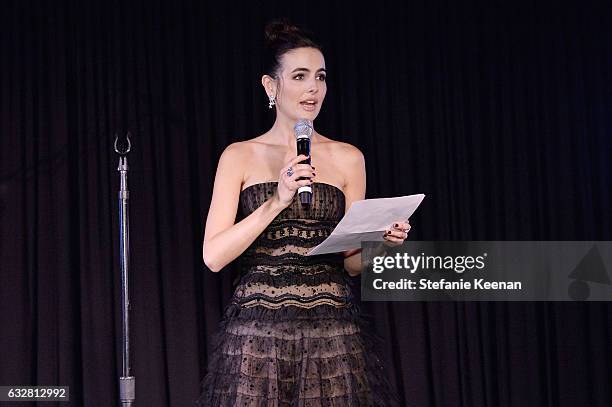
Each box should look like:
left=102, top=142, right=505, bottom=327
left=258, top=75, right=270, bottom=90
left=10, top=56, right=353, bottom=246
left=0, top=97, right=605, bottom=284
left=340, top=144, right=412, bottom=276
left=202, top=143, right=287, bottom=272
left=344, top=248, right=364, bottom=277
left=341, top=145, right=367, bottom=276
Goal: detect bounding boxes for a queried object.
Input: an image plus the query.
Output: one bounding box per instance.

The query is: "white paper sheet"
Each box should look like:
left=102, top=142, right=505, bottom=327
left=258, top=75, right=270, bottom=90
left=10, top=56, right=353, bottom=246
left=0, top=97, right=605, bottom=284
left=306, top=194, right=426, bottom=255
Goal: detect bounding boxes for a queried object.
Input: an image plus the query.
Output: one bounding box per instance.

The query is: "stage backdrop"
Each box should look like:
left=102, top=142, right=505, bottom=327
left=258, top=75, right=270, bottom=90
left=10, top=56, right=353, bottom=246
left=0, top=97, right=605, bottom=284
left=1, top=0, right=611, bottom=406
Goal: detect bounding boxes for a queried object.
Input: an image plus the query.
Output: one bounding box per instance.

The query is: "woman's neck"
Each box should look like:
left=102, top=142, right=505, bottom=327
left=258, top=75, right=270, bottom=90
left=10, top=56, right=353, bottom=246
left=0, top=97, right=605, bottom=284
left=267, top=115, right=316, bottom=148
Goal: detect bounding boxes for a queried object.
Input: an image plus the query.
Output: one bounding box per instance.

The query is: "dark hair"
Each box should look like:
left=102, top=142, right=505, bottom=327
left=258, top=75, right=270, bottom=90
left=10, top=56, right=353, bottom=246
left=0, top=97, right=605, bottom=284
left=263, top=18, right=322, bottom=78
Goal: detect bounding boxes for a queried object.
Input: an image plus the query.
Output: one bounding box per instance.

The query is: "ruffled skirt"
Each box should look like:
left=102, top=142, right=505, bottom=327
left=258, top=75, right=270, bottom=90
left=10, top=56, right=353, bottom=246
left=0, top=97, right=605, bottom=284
left=195, top=301, right=400, bottom=406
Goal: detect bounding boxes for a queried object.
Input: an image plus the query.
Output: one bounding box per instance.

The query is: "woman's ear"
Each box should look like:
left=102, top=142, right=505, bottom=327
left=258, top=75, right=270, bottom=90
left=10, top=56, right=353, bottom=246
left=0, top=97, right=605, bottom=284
left=261, top=75, right=277, bottom=98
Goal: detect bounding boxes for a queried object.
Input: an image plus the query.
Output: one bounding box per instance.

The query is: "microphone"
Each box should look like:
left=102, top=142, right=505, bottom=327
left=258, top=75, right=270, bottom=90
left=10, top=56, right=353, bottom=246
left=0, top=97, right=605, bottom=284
left=294, top=119, right=313, bottom=205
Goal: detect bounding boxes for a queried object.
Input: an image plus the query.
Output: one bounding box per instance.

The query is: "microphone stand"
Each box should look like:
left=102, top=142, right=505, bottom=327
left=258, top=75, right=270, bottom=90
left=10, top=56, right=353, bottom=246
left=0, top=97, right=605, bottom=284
left=114, top=132, right=135, bottom=406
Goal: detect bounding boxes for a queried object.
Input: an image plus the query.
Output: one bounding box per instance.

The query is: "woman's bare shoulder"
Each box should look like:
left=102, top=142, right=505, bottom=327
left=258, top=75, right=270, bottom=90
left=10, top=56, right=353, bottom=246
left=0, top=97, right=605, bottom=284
left=228, top=135, right=275, bottom=153
left=215, top=140, right=259, bottom=183
left=314, top=134, right=365, bottom=190
left=316, top=134, right=364, bottom=164
left=218, top=137, right=276, bottom=183
left=220, top=137, right=263, bottom=158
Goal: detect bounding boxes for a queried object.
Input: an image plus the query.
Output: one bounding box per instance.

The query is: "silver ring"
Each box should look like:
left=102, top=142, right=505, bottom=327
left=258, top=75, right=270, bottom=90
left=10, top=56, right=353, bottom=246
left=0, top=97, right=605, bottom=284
left=286, top=167, right=294, bottom=177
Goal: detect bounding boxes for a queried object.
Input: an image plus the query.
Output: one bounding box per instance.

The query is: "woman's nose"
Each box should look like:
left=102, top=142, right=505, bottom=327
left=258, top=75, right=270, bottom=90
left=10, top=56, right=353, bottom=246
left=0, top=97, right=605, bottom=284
left=307, top=80, right=319, bottom=93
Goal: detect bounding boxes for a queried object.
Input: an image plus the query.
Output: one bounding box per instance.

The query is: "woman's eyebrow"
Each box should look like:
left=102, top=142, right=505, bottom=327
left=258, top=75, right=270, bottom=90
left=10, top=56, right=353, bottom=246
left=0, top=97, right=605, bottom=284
left=290, top=67, right=327, bottom=73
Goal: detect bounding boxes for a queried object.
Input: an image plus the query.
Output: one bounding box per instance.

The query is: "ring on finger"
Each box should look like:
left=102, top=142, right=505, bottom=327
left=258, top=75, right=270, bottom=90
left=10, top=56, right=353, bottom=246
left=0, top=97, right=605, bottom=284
left=286, top=167, right=294, bottom=177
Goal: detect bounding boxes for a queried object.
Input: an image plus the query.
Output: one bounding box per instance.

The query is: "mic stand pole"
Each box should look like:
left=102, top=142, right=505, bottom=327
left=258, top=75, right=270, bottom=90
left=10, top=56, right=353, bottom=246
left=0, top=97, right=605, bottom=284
left=114, top=132, right=135, bottom=406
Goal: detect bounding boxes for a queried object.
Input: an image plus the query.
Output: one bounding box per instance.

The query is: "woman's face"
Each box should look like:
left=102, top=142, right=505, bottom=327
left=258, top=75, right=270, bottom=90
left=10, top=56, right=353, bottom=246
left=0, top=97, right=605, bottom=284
left=274, top=47, right=327, bottom=122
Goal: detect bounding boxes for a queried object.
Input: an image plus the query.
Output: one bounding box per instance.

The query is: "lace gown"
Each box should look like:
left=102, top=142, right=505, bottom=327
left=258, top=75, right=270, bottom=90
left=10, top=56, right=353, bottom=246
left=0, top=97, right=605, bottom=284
left=196, top=182, right=399, bottom=406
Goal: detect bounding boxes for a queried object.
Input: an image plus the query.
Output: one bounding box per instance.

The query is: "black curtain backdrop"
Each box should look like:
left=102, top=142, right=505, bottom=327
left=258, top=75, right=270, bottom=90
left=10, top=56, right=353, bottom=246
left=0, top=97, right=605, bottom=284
left=1, top=0, right=611, bottom=406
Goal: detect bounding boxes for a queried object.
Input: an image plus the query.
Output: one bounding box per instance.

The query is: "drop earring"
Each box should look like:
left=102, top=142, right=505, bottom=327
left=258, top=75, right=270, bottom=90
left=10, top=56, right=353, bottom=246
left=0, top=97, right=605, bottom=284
left=268, top=95, right=276, bottom=109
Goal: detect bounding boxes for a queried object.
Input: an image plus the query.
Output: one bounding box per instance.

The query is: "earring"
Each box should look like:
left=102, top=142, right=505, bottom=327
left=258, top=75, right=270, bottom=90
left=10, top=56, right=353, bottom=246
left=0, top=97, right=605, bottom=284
left=268, top=95, right=276, bottom=109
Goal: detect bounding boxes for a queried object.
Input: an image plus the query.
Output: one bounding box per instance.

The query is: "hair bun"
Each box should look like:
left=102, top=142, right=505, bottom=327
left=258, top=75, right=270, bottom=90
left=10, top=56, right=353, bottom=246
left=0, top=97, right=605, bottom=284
left=261, top=18, right=321, bottom=77
left=265, top=18, right=303, bottom=45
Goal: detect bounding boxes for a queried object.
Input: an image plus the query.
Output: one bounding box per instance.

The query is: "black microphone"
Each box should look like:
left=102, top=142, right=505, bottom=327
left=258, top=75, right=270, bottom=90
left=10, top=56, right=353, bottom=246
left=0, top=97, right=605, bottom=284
left=294, top=119, right=313, bottom=205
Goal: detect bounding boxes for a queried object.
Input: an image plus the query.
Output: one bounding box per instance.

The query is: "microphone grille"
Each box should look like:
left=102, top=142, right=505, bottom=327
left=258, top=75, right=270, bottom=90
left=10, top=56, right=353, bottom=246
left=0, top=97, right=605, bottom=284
left=294, top=119, right=313, bottom=139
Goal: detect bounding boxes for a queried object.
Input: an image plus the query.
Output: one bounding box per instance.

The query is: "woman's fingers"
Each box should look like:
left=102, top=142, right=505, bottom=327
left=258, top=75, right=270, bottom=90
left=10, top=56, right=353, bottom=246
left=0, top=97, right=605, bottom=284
left=295, top=178, right=313, bottom=187
left=281, top=156, right=312, bottom=182
left=384, top=220, right=412, bottom=242
left=294, top=163, right=316, bottom=175
left=275, top=155, right=313, bottom=207
left=285, top=160, right=315, bottom=186
left=384, top=230, right=405, bottom=240
left=285, top=154, right=310, bottom=170
left=290, top=168, right=315, bottom=181
left=392, top=221, right=411, bottom=231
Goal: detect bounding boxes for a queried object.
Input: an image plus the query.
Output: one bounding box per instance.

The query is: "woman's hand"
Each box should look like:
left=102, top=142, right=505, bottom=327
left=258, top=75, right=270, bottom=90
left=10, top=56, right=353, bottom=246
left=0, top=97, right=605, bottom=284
left=382, top=220, right=411, bottom=247
left=273, top=154, right=316, bottom=207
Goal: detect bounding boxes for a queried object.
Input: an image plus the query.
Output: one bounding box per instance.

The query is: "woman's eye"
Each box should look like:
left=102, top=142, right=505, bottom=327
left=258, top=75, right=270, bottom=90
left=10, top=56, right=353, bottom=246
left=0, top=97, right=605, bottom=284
left=292, top=73, right=326, bottom=81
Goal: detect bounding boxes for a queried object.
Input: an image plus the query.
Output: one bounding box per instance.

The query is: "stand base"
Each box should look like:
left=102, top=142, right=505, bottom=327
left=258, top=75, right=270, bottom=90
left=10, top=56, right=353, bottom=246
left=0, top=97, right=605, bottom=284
left=120, top=376, right=135, bottom=405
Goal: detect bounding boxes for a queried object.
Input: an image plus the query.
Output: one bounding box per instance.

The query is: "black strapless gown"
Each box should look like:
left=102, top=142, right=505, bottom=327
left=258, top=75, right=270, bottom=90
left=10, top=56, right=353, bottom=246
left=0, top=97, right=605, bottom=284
left=196, top=182, right=399, bottom=406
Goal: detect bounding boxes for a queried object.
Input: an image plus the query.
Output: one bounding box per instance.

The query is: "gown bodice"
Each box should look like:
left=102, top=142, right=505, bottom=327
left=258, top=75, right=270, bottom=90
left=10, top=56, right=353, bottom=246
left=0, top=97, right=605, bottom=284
left=232, top=181, right=352, bottom=319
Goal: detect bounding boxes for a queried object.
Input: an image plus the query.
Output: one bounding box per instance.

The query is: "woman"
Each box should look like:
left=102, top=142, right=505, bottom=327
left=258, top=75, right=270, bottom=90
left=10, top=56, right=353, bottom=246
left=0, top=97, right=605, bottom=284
left=197, top=19, right=410, bottom=406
